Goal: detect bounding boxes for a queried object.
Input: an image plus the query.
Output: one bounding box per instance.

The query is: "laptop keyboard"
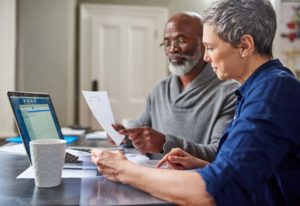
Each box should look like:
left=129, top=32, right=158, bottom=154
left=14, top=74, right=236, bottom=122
left=65, top=148, right=91, bottom=163
left=65, top=152, right=80, bottom=163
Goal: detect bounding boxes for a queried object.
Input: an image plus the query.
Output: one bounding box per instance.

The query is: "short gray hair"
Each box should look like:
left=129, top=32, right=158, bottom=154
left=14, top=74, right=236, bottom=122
left=202, top=0, right=276, bottom=58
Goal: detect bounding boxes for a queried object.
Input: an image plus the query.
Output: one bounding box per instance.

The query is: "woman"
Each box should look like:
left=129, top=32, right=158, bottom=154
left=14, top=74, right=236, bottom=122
left=91, top=0, right=300, bottom=205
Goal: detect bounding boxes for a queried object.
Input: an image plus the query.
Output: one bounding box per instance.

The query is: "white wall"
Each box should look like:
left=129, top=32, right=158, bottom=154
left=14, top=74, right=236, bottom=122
left=0, top=0, right=16, bottom=138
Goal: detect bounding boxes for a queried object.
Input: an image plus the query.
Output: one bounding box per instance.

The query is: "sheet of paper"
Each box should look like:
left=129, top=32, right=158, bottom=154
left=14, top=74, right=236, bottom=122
left=17, top=166, right=98, bottom=179
left=66, top=148, right=91, bottom=157
left=85, top=131, right=107, bottom=140
left=61, top=127, right=85, bottom=136
left=82, top=91, right=125, bottom=145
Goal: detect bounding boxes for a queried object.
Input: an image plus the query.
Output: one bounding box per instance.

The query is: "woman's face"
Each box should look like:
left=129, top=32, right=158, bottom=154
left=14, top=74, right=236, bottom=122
left=202, top=24, right=245, bottom=81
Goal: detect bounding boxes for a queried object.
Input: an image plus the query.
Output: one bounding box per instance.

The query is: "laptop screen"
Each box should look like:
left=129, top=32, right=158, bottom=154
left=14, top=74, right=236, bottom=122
left=7, top=92, right=63, bottom=162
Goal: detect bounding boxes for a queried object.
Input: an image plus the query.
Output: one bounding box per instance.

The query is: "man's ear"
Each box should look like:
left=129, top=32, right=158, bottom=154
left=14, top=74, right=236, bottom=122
left=239, top=34, right=254, bottom=58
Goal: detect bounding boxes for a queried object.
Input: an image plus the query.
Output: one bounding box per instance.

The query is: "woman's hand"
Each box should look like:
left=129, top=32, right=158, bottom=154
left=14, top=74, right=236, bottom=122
left=91, top=149, right=127, bottom=182
left=156, top=148, right=210, bottom=170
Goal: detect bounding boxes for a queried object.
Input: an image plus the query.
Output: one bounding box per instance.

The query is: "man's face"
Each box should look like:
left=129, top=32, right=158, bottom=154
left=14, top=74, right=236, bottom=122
left=162, top=20, right=203, bottom=76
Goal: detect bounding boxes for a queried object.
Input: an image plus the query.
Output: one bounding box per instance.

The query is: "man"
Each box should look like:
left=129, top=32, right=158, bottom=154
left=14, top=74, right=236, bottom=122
left=115, top=12, right=239, bottom=162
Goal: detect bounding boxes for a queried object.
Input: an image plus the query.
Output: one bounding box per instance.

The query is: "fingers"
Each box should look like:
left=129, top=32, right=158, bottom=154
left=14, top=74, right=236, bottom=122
left=155, top=148, right=186, bottom=168
left=156, top=155, right=186, bottom=170
left=91, top=149, right=126, bottom=162
left=119, top=126, right=152, bottom=142
left=119, top=128, right=143, bottom=136
left=131, top=140, right=147, bottom=154
left=91, top=149, right=113, bottom=162
left=131, top=133, right=150, bottom=153
left=112, top=123, right=125, bottom=131
left=106, top=135, right=116, bottom=145
left=166, top=161, right=185, bottom=170
left=128, top=132, right=142, bottom=141
left=91, top=149, right=126, bottom=178
left=119, top=127, right=157, bottom=153
left=163, top=156, right=186, bottom=170
left=91, top=148, right=104, bottom=158
left=155, top=153, right=169, bottom=168
left=91, top=149, right=104, bottom=172
left=168, top=155, right=186, bottom=165
left=120, top=128, right=145, bottom=152
left=135, top=144, right=147, bottom=154
left=155, top=148, right=178, bottom=168
left=155, top=148, right=188, bottom=169
left=131, top=136, right=143, bottom=147
left=91, top=154, right=98, bottom=165
left=171, top=148, right=188, bottom=156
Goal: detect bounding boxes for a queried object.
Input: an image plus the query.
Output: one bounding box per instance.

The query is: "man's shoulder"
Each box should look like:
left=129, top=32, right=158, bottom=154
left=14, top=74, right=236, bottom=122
left=219, top=79, right=240, bottom=89
left=150, top=75, right=172, bottom=91
left=211, top=78, right=240, bottom=94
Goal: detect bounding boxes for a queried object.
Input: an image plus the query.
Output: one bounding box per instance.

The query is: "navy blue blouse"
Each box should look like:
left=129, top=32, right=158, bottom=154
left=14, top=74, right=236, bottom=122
left=198, top=59, right=300, bottom=206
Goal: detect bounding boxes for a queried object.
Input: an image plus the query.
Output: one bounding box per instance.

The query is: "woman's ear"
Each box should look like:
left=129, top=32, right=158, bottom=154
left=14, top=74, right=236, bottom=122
left=239, top=34, right=254, bottom=58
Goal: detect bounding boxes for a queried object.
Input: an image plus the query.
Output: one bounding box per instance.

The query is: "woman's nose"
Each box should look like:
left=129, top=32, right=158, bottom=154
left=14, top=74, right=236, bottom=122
left=203, top=50, right=210, bottom=62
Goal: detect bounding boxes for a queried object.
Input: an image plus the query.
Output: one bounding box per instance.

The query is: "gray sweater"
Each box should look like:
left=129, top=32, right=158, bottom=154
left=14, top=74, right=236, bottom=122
left=130, top=64, right=240, bottom=161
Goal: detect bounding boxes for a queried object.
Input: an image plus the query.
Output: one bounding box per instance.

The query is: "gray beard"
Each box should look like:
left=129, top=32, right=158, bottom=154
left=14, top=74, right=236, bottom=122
left=168, top=48, right=202, bottom=76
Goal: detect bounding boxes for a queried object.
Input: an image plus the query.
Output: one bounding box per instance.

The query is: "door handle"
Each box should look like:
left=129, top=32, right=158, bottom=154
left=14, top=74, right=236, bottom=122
left=92, top=80, right=98, bottom=91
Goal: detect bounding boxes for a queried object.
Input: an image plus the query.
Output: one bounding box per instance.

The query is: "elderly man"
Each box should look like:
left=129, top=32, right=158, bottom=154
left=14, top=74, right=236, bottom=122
left=116, top=12, right=239, bottom=161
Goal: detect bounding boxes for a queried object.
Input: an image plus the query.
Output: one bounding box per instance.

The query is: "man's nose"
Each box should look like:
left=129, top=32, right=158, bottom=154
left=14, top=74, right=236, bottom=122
left=167, top=42, right=181, bottom=53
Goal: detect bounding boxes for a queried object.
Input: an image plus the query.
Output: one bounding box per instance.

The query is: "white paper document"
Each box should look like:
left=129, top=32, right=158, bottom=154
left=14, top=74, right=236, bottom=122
left=85, top=131, right=107, bottom=140
left=61, top=127, right=85, bottom=136
left=82, top=91, right=125, bottom=145
left=17, top=166, right=97, bottom=179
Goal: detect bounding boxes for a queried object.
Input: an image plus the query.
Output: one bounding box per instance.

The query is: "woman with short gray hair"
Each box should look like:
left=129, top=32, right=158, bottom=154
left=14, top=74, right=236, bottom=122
left=91, top=0, right=300, bottom=205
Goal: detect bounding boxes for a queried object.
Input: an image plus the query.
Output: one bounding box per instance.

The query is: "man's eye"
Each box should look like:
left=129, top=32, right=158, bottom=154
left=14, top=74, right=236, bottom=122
left=164, top=41, right=171, bottom=46
left=178, top=37, right=189, bottom=43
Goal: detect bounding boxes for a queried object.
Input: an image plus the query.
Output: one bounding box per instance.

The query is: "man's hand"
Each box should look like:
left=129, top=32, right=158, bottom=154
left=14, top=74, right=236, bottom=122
left=119, top=126, right=166, bottom=154
left=91, top=149, right=127, bottom=182
left=107, top=123, right=126, bottom=145
left=156, top=148, right=210, bottom=170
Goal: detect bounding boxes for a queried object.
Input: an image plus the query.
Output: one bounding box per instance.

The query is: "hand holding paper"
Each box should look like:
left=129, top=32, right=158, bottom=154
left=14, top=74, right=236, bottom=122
left=82, top=91, right=125, bottom=145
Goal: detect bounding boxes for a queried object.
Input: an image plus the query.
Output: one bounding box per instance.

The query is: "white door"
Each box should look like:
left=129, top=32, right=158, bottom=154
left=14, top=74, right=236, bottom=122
left=79, top=4, right=168, bottom=129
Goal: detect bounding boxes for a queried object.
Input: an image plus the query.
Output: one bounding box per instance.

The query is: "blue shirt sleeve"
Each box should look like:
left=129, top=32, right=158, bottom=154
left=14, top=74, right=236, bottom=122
left=197, top=76, right=300, bottom=205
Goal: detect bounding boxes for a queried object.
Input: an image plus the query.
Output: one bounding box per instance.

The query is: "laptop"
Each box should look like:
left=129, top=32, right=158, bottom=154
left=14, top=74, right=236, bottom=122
left=7, top=91, right=96, bottom=169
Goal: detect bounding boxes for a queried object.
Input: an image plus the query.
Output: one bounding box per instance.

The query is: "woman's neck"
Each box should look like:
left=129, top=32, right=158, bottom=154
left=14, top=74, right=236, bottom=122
left=237, top=55, right=272, bottom=83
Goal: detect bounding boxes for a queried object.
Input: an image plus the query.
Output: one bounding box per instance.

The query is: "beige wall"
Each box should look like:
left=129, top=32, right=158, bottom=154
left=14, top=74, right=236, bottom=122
left=17, top=0, right=76, bottom=127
